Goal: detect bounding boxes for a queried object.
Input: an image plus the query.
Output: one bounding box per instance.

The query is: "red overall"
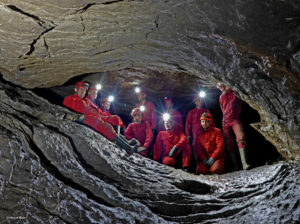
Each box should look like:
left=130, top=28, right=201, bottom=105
left=153, top=129, right=191, bottom=168
left=195, top=126, right=225, bottom=174
left=84, top=97, right=125, bottom=128
left=185, top=108, right=211, bottom=149
left=63, top=94, right=116, bottom=141
left=219, top=90, right=246, bottom=152
left=124, top=121, right=153, bottom=157
left=136, top=101, right=156, bottom=130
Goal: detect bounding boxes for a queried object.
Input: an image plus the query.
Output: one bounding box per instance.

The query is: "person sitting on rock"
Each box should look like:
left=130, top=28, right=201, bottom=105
left=124, top=107, right=154, bottom=157
left=217, top=83, right=251, bottom=170
left=195, top=112, right=225, bottom=175
left=153, top=114, right=191, bottom=172
left=84, top=86, right=125, bottom=135
left=63, top=81, right=137, bottom=154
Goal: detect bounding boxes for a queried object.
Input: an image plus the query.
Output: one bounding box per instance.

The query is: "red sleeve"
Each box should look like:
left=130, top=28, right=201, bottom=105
left=211, top=129, right=225, bottom=160
left=150, top=103, right=156, bottom=129
left=143, top=122, right=154, bottom=149
left=63, top=95, right=87, bottom=114
left=195, top=135, right=208, bottom=161
left=175, top=132, right=188, bottom=149
left=124, top=124, right=134, bottom=140
left=153, top=132, right=163, bottom=162
left=185, top=111, right=192, bottom=137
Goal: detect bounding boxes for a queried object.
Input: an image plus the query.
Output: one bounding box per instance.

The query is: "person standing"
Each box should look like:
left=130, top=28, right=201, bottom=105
left=185, top=95, right=211, bottom=164
left=217, top=83, right=251, bottom=170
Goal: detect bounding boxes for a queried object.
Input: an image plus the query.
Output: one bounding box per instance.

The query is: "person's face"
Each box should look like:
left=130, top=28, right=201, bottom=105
left=138, top=93, right=146, bottom=102
left=133, top=113, right=142, bottom=123
left=88, top=89, right=98, bottom=100
left=75, top=87, right=87, bottom=99
left=217, top=83, right=227, bottom=92
left=164, top=120, right=174, bottom=131
left=165, top=100, right=173, bottom=109
left=194, top=98, right=204, bottom=108
left=201, top=119, right=211, bottom=130
left=102, top=102, right=110, bottom=110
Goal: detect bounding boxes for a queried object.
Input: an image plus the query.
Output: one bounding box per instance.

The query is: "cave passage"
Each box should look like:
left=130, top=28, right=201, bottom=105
left=33, top=73, right=283, bottom=174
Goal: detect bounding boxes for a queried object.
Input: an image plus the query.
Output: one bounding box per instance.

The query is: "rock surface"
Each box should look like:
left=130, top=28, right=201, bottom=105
left=0, top=0, right=300, bottom=222
left=0, top=80, right=299, bottom=223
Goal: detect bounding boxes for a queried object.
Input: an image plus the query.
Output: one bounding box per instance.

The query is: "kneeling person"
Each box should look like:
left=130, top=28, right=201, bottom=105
left=195, top=113, right=225, bottom=175
left=124, top=108, right=153, bottom=157
left=154, top=116, right=191, bottom=171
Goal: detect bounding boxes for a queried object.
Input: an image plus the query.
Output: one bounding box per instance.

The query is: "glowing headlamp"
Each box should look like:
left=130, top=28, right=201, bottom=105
left=163, top=113, right=170, bottom=121
left=199, top=91, right=206, bottom=98
left=96, top=84, right=102, bottom=90
left=139, top=105, right=145, bottom=112
left=108, top=95, right=114, bottom=102
left=135, top=87, right=140, bottom=93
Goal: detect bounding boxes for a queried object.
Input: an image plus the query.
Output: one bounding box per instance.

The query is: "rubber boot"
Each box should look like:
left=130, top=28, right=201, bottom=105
left=239, top=148, right=252, bottom=170
left=119, top=135, right=141, bottom=146
left=230, top=152, right=241, bottom=171
left=117, top=125, right=121, bottom=136
left=113, top=135, right=137, bottom=155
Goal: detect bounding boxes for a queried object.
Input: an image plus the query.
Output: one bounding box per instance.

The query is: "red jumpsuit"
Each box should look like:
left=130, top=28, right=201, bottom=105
left=219, top=90, right=246, bottom=152
left=84, top=97, right=125, bottom=128
left=185, top=107, right=211, bottom=149
left=195, top=126, right=225, bottom=174
left=153, top=129, right=191, bottom=168
left=136, top=101, right=156, bottom=130
left=63, top=94, right=116, bottom=141
left=124, top=121, right=153, bottom=157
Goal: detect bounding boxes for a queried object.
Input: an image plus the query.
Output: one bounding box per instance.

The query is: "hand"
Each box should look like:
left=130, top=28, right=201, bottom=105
left=187, top=136, right=192, bottom=143
left=168, top=146, right=178, bottom=157
left=206, top=157, right=215, bottom=167
left=137, top=147, right=147, bottom=153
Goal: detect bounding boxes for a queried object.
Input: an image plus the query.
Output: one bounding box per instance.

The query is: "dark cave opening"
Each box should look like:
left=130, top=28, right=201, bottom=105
left=33, top=76, right=283, bottom=174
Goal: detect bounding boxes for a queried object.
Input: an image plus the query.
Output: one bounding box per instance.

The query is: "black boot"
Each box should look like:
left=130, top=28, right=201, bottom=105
left=230, top=152, right=241, bottom=171
left=113, top=135, right=137, bottom=155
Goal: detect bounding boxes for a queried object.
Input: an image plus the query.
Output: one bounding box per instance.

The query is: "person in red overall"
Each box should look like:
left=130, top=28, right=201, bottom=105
left=185, top=95, right=211, bottom=163
left=217, top=83, right=251, bottom=170
left=153, top=115, right=191, bottom=172
left=83, top=87, right=125, bottom=135
left=124, top=107, right=154, bottom=157
left=161, top=96, right=183, bottom=131
left=195, top=112, right=225, bottom=175
left=63, top=81, right=137, bottom=154
left=135, top=90, right=156, bottom=131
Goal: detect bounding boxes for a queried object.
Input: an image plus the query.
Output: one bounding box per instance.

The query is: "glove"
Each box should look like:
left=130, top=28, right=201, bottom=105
left=168, top=146, right=178, bottom=157
left=203, top=158, right=208, bottom=166
left=76, top=114, right=85, bottom=122
left=206, top=157, right=215, bottom=167
left=128, top=138, right=141, bottom=146
left=187, top=136, right=192, bottom=144
left=136, top=147, right=147, bottom=153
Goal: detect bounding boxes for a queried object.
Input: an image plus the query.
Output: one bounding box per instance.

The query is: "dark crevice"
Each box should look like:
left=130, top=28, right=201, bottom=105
left=80, top=16, right=85, bottom=32
left=6, top=5, right=46, bottom=28
left=93, top=49, right=115, bottom=56
left=173, top=179, right=215, bottom=194
left=73, top=3, right=96, bottom=14
left=103, top=0, right=124, bottom=5
left=145, top=15, right=160, bottom=38
left=43, top=38, right=51, bottom=58
left=25, top=26, right=56, bottom=56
